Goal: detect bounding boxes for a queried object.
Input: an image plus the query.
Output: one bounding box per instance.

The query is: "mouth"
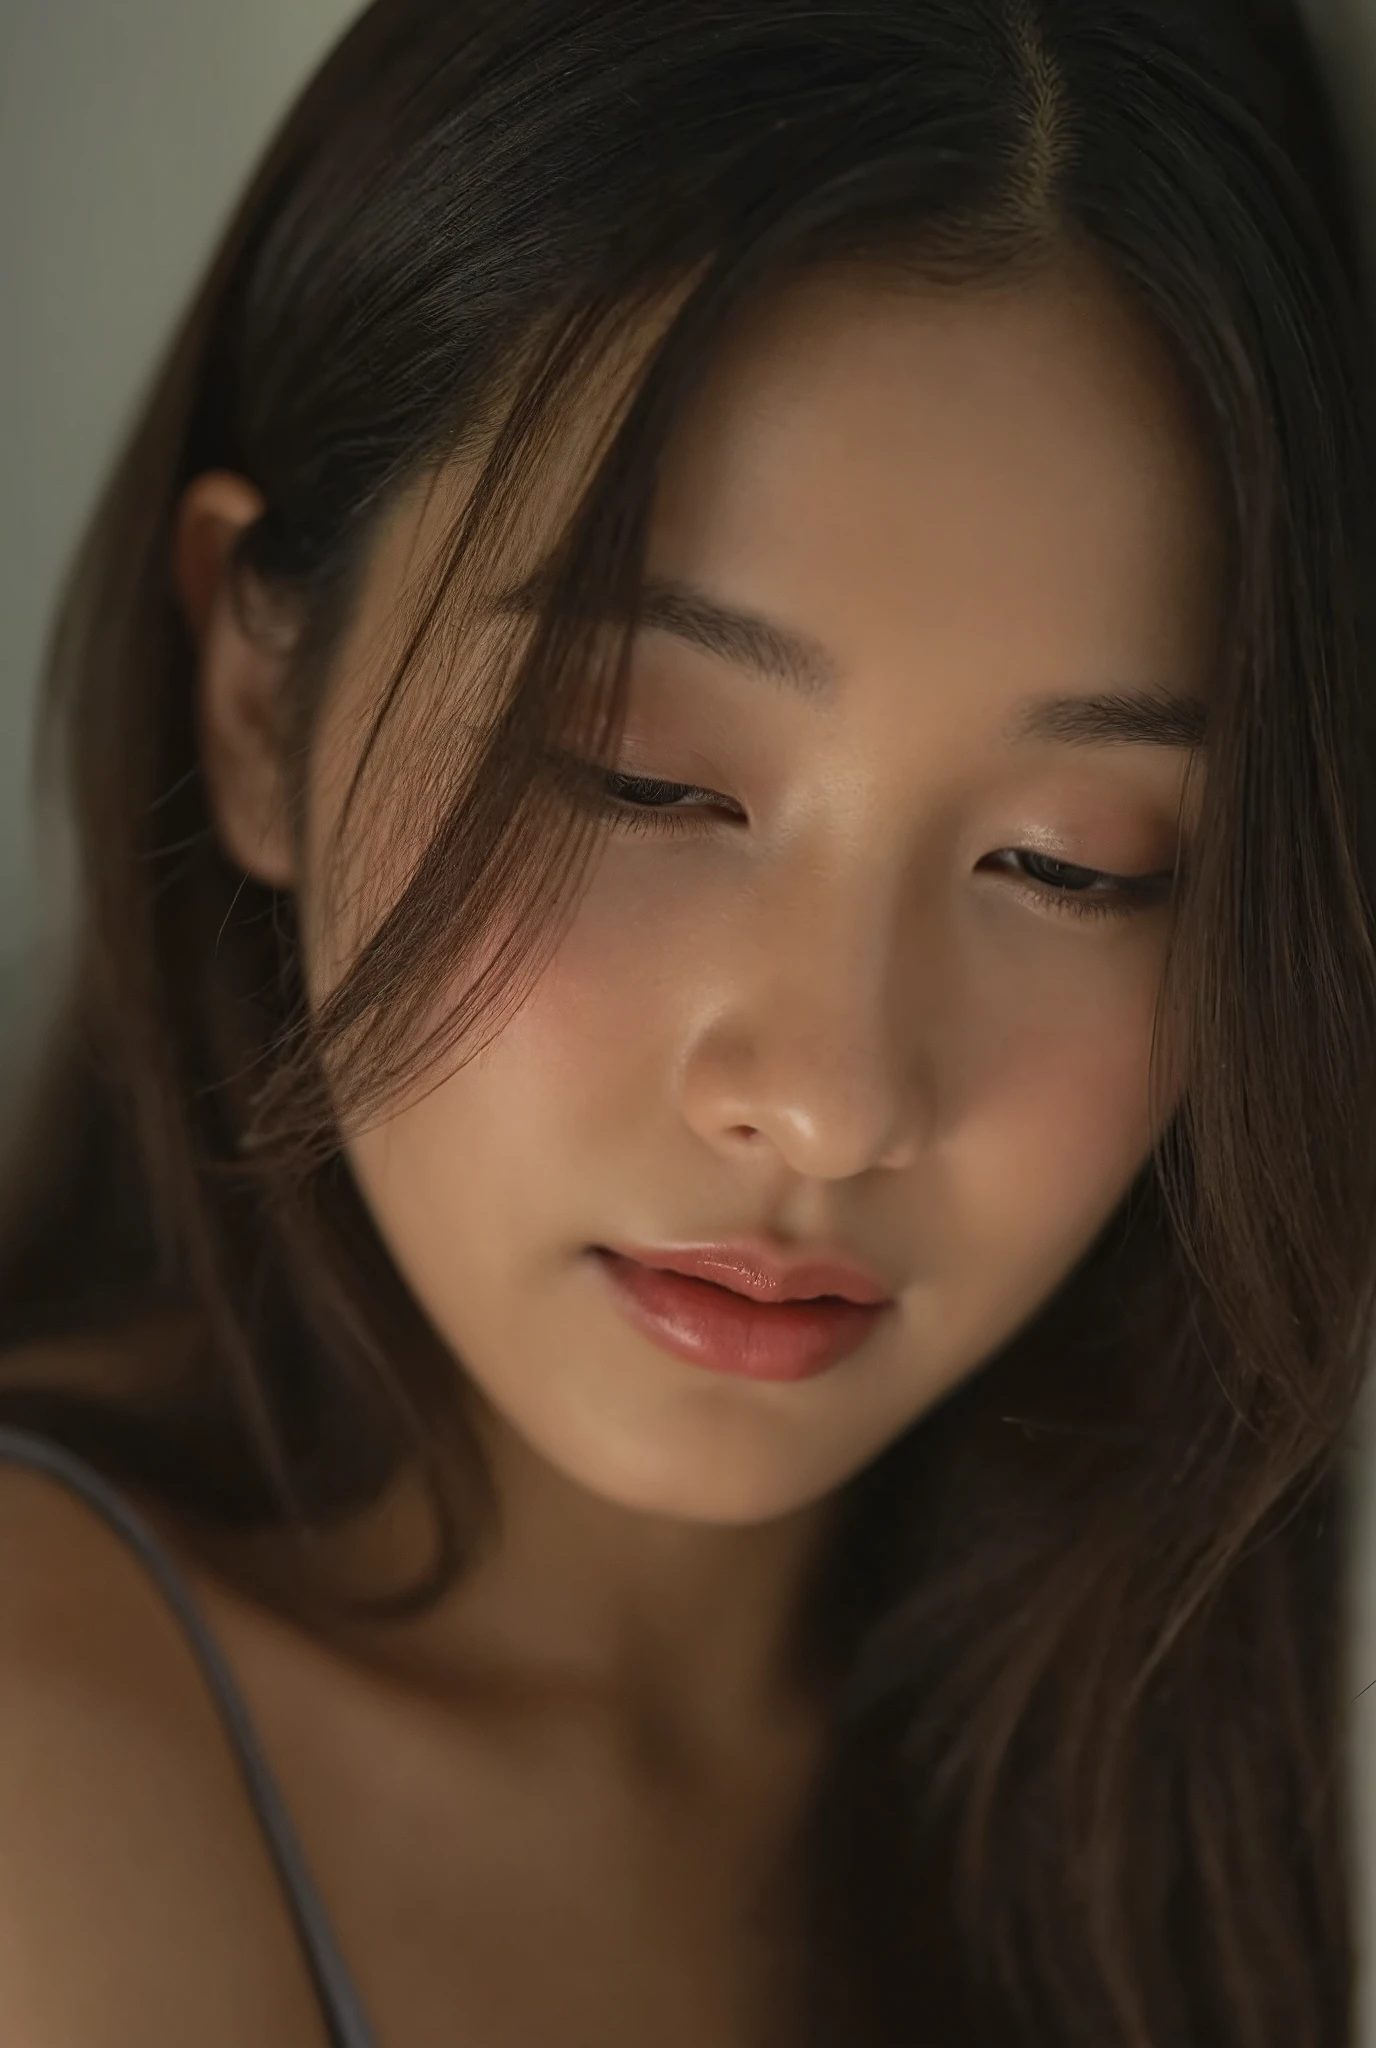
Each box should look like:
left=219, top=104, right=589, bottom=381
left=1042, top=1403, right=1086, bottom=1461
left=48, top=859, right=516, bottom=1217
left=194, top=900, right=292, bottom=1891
left=589, top=1247, right=894, bottom=1382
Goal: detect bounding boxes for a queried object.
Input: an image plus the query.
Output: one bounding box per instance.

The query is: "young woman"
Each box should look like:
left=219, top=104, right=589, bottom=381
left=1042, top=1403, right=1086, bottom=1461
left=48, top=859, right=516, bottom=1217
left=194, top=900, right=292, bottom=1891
left=0, top=0, right=1373, bottom=2042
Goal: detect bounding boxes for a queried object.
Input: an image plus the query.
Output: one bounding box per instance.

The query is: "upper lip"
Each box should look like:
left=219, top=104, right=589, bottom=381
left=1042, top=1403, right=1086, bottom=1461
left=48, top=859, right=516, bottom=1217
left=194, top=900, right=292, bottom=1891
left=598, top=1237, right=893, bottom=1306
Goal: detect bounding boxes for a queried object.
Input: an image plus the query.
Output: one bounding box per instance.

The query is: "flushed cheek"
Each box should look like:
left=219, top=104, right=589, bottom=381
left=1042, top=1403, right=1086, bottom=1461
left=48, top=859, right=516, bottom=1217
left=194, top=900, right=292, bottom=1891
left=483, top=874, right=705, bottom=1109
left=348, top=907, right=682, bottom=1271
left=964, top=1025, right=1160, bottom=1287
left=1021, top=1049, right=1154, bottom=1208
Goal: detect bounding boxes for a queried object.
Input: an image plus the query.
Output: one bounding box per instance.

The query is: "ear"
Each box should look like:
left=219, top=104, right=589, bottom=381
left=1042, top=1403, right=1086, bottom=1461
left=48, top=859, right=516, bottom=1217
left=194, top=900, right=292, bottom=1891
left=173, top=471, right=299, bottom=890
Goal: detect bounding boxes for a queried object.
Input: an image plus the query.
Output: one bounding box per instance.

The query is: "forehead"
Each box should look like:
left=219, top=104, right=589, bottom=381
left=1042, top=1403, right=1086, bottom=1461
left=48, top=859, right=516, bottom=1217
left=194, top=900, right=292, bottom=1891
left=656, top=256, right=1216, bottom=531
left=641, top=259, right=1223, bottom=703
left=351, top=258, right=1223, bottom=737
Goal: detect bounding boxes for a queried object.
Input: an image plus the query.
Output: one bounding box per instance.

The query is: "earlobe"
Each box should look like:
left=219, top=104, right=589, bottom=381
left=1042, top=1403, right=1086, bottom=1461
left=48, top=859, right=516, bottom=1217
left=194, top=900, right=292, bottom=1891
left=173, top=472, right=299, bottom=892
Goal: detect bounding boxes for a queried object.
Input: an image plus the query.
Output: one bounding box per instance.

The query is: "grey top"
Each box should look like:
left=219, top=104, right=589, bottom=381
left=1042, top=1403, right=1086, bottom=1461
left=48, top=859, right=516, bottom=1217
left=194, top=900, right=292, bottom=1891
left=0, top=1425, right=383, bottom=2048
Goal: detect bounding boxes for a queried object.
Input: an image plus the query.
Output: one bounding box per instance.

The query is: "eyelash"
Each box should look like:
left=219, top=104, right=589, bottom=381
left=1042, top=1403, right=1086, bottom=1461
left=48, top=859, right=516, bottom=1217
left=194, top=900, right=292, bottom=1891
left=559, top=761, right=1179, bottom=924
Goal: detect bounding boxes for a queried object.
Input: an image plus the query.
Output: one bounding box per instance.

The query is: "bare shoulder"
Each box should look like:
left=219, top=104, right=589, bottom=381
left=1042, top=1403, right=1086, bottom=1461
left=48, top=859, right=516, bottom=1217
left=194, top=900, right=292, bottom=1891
left=0, top=1438, right=330, bottom=2048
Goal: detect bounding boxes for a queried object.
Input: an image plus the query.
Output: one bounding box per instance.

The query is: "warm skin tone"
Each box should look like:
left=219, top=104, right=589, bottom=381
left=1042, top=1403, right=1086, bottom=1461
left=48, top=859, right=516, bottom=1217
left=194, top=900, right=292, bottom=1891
left=0, top=255, right=1219, bottom=2047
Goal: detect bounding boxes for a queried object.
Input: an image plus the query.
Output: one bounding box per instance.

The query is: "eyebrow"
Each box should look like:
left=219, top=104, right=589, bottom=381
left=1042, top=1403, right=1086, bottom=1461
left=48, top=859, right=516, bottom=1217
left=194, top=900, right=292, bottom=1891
left=496, top=572, right=1209, bottom=752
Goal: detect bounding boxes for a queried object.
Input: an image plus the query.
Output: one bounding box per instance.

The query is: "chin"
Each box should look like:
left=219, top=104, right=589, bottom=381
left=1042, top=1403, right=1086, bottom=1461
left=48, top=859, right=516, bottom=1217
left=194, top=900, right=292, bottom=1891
left=554, top=1435, right=853, bottom=1526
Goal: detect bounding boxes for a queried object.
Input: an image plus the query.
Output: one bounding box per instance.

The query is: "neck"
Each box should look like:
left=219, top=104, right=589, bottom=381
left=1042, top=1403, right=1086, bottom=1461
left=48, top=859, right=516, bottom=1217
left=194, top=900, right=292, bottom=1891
left=185, top=1383, right=846, bottom=1764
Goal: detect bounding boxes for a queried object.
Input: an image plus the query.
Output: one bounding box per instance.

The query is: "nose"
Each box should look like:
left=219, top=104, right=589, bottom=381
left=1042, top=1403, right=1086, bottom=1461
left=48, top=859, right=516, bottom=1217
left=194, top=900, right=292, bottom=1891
left=674, top=876, right=929, bottom=1182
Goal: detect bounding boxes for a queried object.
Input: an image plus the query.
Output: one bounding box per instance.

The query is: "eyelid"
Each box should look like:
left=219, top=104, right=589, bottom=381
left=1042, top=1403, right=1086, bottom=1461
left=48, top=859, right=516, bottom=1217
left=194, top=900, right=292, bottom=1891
left=575, top=754, right=1176, bottom=856
left=552, top=750, right=1183, bottom=911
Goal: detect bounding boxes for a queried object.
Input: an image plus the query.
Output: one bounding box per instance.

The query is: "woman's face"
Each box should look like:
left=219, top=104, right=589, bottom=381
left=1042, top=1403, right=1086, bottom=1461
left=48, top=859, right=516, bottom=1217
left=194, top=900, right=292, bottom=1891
left=205, top=259, right=1220, bottom=1527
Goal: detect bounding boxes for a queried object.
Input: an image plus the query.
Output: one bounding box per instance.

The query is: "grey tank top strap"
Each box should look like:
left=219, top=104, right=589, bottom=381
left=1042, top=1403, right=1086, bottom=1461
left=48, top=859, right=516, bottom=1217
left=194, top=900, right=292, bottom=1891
left=0, top=1426, right=383, bottom=2048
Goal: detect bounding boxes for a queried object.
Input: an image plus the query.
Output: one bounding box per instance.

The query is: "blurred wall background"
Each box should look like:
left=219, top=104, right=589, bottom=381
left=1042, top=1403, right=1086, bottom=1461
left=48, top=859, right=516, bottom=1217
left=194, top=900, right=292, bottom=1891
left=0, top=0, right=365, bottom=1024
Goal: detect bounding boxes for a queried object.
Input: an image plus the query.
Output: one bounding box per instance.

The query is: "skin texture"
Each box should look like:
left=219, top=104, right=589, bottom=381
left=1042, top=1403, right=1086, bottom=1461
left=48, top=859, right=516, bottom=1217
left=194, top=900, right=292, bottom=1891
left=0, top=256, right=1221, bottom=2048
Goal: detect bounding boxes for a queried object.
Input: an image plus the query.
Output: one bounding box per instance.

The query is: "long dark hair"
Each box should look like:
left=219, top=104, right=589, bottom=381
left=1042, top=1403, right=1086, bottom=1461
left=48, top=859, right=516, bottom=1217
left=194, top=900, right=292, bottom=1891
left=2, top=1, right=1374, bottom=2041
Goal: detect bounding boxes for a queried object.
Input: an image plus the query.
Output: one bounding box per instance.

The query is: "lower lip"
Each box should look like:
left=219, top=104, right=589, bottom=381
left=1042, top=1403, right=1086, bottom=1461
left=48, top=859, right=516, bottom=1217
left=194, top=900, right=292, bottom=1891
left=590, top=1249, right=891, bottom=1382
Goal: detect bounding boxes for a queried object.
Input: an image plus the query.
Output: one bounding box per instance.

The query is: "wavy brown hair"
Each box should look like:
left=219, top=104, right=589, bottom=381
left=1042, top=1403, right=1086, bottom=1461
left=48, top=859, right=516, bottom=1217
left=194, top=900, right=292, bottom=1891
left=2, top=1, right=1375, bottom=2042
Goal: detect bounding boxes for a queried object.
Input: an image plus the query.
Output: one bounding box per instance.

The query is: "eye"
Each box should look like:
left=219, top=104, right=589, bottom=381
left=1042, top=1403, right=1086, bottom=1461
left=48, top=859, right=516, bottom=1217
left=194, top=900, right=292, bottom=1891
left=985, top=849, right=1178, bottom=923
left=544, top=755, right=741, bottom=832
left=552, top=756, right=1179, bottom=924
left=590, top=768, right=739, bottom=828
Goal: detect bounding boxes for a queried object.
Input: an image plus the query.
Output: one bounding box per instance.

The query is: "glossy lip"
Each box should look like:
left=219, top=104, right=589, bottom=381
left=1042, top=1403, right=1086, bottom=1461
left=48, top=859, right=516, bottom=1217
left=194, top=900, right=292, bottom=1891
left=590, top=1249, right=892, bottom=1381
left=596, top=1237, right=893, bottom=1306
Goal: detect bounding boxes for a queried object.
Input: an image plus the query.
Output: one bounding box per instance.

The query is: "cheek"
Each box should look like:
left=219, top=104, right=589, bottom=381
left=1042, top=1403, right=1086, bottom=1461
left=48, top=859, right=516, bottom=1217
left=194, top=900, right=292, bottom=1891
left=344, top=891, right=667, bottom=1285
left=992, top=1031, right=1154, bottom=1213
left=945, top=961, right=1167, bottom=1313
left=460, top=841, right=723, bottom=1137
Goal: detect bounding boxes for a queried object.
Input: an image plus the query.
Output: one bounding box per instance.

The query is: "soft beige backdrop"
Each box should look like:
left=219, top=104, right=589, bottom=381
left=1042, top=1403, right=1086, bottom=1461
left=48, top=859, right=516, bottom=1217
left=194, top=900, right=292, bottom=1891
left=0, top=0, right=366, bottom=980
left=3, top=0, right=1376, bottom=2030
